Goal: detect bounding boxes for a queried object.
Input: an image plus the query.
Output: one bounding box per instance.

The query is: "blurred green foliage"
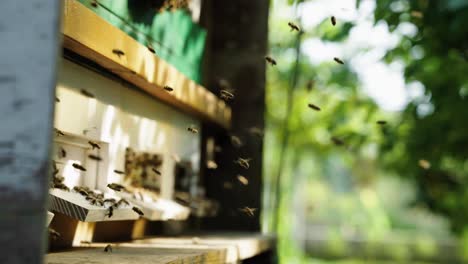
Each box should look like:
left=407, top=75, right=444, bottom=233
left=367, top=0, right=468, bottom=233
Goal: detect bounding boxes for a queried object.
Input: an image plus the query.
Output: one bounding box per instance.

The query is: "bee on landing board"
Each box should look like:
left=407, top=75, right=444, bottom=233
left=163, top=85, right=174, bottom=92
left=265, top=56, right=277, bottom=66
left=239, top=207, right=257, bottom=217
left=288, top=22, right=300, bottom=32
left=234, top=157, right=251, bottom=170
left=104, top=244, right=112, bottom=252
left=112, top=49, right=125, bottom=58
left=132, top=206, right=144, bottom=216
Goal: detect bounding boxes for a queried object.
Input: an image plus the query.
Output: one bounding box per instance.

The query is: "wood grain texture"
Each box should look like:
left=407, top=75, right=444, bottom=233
left=61, top=0, right=231, bottom=129
left=45, top=247, right=223, bottom=264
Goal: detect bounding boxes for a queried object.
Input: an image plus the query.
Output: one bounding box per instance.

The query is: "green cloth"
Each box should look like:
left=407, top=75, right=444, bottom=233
left=78, top=0, right=206, bottom=84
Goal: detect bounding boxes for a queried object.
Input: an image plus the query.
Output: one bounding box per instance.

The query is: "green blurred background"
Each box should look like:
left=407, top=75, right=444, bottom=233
left=262, top=0, right=468, bottom=263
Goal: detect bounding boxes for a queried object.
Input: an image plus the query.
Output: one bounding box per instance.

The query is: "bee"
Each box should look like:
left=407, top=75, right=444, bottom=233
left=104, top=244, right=112, bottom=252
left=306, top=79, right=314, bottom=92
left=90, top=0, right=98, bottom=8
left=116, top=198, right=130, bottom=207
left=54, top=183, right=70, bottom=192
left=52, top=161, right=59, bottom=176
left=333, top=57, right=344, bottom=64
left=331, top=136, right=345, bottom=146
left=152, top=168, right=161, bottom=175
left=107, top=183, right=128, bottom=192
left=113, top=169, right=125, bottom=174
left=265, top=56, right=277, bottom=66
left=331, top=16, right=337, bottom=26
left=147, top=44, right=156, bottom=54
left=132, top=206, right=144, bottom=216
left=237, top=175, right=249, bottom=185
left=80, top=89, right=95, bottom=98
left=72, top=163, right=86, bottom=171
left=206, top=160, right=218, bottom=169
left=418, top=159, right=431, bottom=170
left=288, top=22, right=300, bottom=32
left=88, top=141, right=100, bottom=150
left=192, top=237, right=200, bottom=245
left=83, top=126, right=97, bottom=135
left=88, top=154, right=102, bottom=161
left=187, top=125, right=198, bottom=134
left=163, top=85, right=174, bottom=92
left=112, top=49, right=125, bottom=58
left=230, top=135, right=242, bottom=148
left=239, top=207, right=257, bottom=217
left=74, top=186, right=89, bottom=196
left=234, top=157, right=251, bottom=169
left=103, top=198, right=117, bottom=206
left=248, top=127, right=264, bottom=138
left=308, top=103, right=321, bottom=111
left=220, top=90, right=235, bottom=101
left=54, top=128, right=65, bottom=137
left=87, top=196, right=104, bottom=206
left=223, top=182, right=233, bottom=189
left=58, top=147, right=66, bottom=159
left=376, top=120, right=387, bottom=125
left=48, top=228, right=61, bottom=239
left=106, top=206, right=114, bottom=218
left=55, top=97, right=60, bottom=103
left=410, top=11, right=423, bottom=18
left=81, top=240, right=92, bottom=245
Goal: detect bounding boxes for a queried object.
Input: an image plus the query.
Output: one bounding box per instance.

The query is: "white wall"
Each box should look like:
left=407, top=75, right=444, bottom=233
left=54, top=58, right=200, bottom=199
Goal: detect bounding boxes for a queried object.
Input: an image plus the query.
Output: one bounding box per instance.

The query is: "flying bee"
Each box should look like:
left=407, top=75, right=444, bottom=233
left=88, top=154, right=102, bottom=161
left=248, top=127, right=264, bottom=138
left=411, top=11, right=423, bottom=18
left=187, top=125, right=198, bottom=134
left=376, top=120, right=387, bottom=125
left=88, top=141, right=100, bottom=150
left=308, top=103, right=321, bottom=111
left=306, top=79, right=314, bottom=92
left=331, top=136, right=345, bottom=146
left=265, top=56, right=277, bottom=66
left=418, top=159, right=431, bottom=170
left=147, top=44, right=156, bottom=54
left=230, top=135, right=242, bottom=148
left=54, top=128, right=65, bottom=137
left=152, top=168, right=161, bottom=175
left=55, top=97, right=60, bottom=103
left=333, top=57, right=344, bottom=64
left=113, top=169, right=125, bottom=175
left=72, top=163, right=86, bottom=171
left=163, top=85, right=174, bottom=92
left=132, top=206, right=144, bottom=216
left=90, top=0, right=98, bottom=8
left=58, top=147, right=66, bottom=159
left=112, top=49, right=125, bottom=58
left=331, top=16, right=337, bottom=26
left=80, top=89, right=95, bottom=98
left=104, top=244, right=112, bottom=252
left=288, top=22, right=300, bottom=32
left=107, top=183, right=128, bottom=192
left=172, top=153, right=181, bottom=163
left=81, top=240, right=92, bottom=245
left=237, top=175, right=249, bottom=185
left=206, top=160, right=218, bottom=169
left=220, top=90, right=235, bottom=101
left=234, top=157, right=251, bottom=169
left=239, top=207, right=257, bottom=217
left=106, top=206, right=114, bottom=218
left=83, top=126, right=97, bottom=135
left=48, top=228, right=61, bottom=239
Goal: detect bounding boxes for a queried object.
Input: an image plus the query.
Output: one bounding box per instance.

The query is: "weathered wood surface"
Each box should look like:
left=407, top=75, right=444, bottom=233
left=45, top=247, right=223, bottom=264
left=0, top=0, right=61, bottom=263
left=61, top=0, right=231, bottom=129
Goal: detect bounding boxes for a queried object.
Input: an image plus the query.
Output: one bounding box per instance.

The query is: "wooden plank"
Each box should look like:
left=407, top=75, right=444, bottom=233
left=45, top=247, right=224, bottom=264
left=61, top=0, right=231, bottom=129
